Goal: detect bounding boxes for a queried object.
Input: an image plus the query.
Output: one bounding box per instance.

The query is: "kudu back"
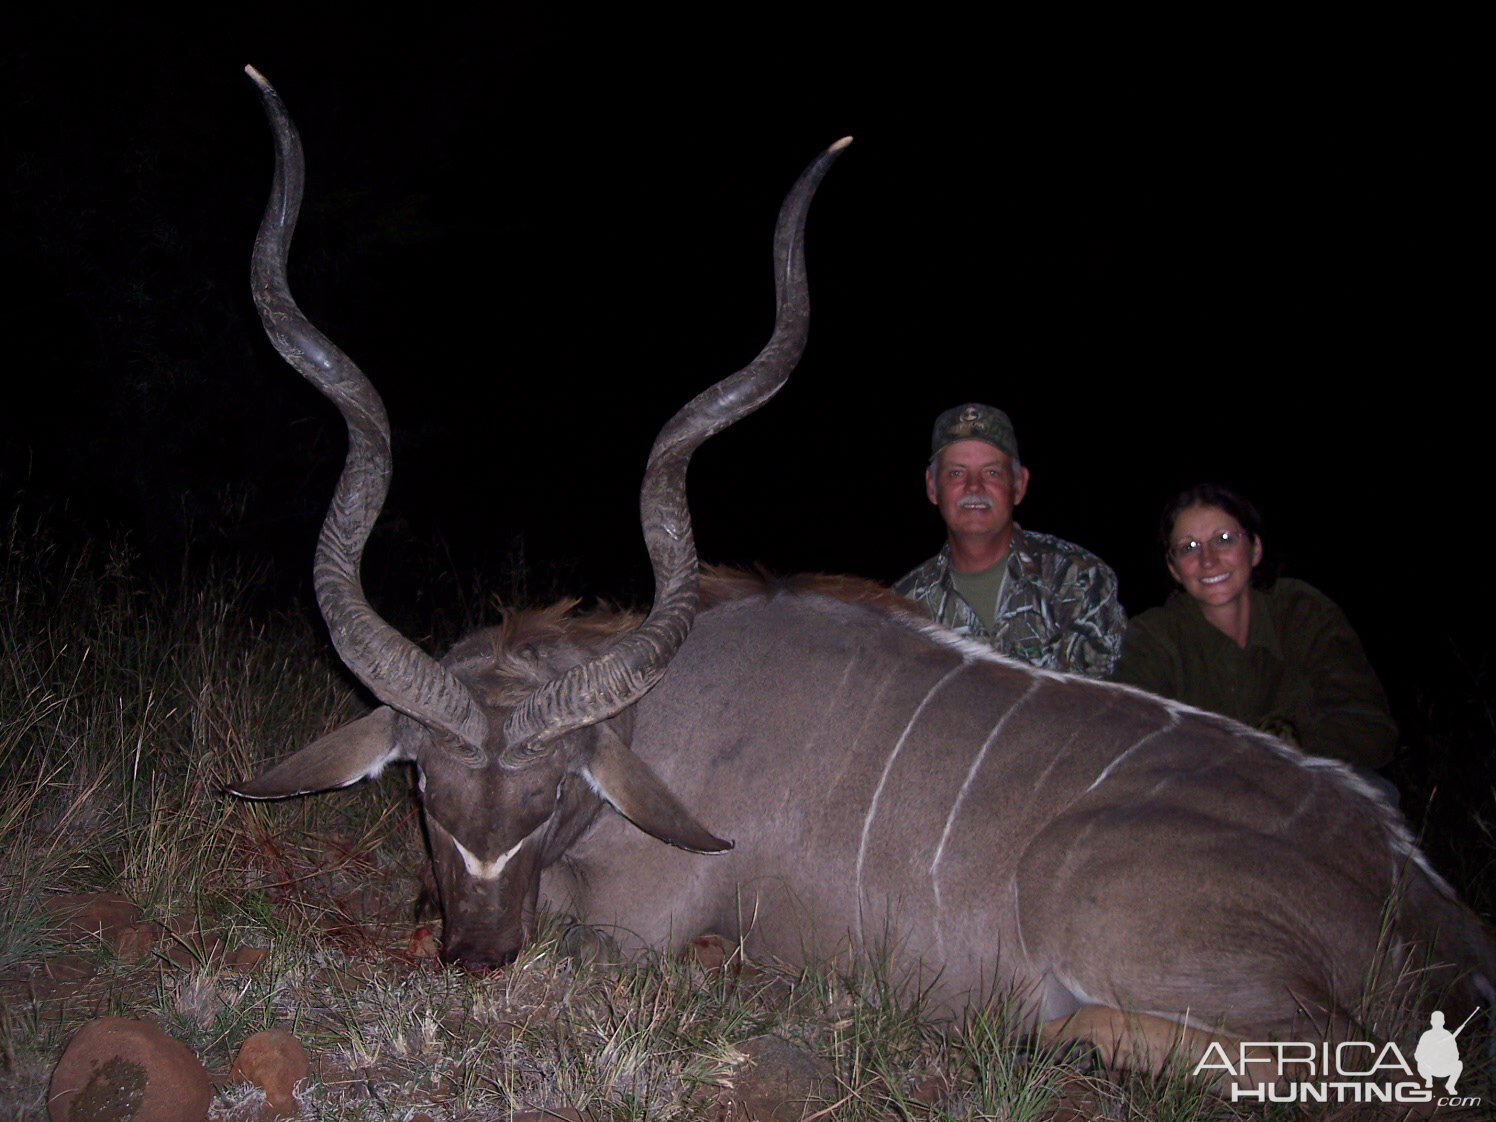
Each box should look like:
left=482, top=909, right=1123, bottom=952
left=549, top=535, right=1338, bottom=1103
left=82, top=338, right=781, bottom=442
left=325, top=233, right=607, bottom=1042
left=232, top=69, right=1494, bottom=1056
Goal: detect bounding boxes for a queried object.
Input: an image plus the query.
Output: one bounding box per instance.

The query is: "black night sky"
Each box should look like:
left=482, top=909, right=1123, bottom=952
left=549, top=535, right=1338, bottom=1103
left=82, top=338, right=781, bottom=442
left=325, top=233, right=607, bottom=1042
left=4, top=15, right=1485, bottom=744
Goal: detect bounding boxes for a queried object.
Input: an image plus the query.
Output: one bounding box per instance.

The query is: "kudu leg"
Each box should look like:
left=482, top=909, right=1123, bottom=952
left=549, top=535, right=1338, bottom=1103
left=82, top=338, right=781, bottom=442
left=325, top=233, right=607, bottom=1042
left=1039, top=1006, right=1258, bottom=1095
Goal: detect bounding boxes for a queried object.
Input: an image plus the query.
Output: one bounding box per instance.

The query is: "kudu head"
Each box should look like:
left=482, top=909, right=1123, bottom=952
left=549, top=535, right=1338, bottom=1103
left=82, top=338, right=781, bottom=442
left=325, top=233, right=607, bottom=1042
left=230, top=67, right=847, bottom=969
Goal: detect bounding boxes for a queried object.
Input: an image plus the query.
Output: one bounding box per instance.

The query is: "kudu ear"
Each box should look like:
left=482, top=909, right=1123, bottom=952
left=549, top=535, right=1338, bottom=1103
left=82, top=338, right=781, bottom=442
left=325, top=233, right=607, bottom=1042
left=230, top=707, right=403, bottom=800
left=584, top=726, right=734, bottom=855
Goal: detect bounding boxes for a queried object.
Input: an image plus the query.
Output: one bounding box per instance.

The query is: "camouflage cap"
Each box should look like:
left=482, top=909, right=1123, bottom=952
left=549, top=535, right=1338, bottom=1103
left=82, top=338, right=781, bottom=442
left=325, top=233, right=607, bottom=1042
left=930, top=404, right=1019, bottom=462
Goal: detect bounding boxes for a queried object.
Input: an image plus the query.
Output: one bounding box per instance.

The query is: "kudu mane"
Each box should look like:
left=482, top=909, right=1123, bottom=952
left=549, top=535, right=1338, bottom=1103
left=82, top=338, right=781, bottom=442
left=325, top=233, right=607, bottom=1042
left=442, top=603, right=642, bottom=709
left=701, top=564, right=926, bottom=619
left=446, top=566, right=922, bottom=708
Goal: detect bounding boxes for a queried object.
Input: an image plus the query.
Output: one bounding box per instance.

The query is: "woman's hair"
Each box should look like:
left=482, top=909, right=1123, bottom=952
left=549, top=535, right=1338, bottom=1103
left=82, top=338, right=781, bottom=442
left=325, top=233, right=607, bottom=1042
left=1159, top=483, right=1277, bottom=588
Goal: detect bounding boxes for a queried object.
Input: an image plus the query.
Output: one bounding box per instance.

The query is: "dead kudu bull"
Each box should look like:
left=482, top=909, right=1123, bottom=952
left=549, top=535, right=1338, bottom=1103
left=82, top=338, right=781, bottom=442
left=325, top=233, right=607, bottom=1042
left=233, top=68, right=1493, bottom=1073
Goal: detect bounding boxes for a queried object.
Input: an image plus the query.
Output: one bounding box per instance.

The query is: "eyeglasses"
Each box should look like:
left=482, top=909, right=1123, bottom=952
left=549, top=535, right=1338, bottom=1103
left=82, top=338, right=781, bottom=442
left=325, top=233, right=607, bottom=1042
left=1168, top=530, right=1249, bottom=562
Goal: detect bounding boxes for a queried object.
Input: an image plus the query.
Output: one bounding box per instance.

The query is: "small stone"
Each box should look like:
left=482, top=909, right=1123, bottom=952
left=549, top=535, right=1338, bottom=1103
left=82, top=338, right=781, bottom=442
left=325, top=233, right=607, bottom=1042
left=163, top=933, right=225, bottom=971
left=681, top=931, right=756, bottom=978
left=43, top=955, right=97, bottom=982
left=226, top=945, right=268, bottom=971
left=908, top=1069, right=950, bottom=1106
left=684, top=932, right=728, bottom=970
left=45, top=893, right=141, bottom=951
left=407, top=926, right=439, bottom=959
left=49, top=1017, right=211, bottom=1122
left=113, top=923, right=161, bottom=964
left=229, top=1028, right=309, bottom=1117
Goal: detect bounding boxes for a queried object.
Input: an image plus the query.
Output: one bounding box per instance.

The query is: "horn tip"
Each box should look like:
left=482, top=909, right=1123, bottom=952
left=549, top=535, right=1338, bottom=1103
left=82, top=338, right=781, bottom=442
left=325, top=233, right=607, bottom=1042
left=245, top=64, right=271, bottom=90
left=828, top=136, right=853, bottom=153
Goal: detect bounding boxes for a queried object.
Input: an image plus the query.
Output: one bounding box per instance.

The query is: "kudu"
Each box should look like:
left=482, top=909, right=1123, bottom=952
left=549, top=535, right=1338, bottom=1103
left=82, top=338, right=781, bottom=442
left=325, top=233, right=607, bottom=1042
left=233, top=68, right=1494, bottom=1074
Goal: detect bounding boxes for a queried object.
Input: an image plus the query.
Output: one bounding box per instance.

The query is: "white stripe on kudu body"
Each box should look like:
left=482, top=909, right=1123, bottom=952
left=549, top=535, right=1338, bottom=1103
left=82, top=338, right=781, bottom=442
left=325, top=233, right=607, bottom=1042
left=635, top=591, right=1491, bottom=1044
left=855, top=661, right=969, bottom=911
left=1082, top=708, right=1179, bottom=796
left=928, top=678, right=1043, bottom=952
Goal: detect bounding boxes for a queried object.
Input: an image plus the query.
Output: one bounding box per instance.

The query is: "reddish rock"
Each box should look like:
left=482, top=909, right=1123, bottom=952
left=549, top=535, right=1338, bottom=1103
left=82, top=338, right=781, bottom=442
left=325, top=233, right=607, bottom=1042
left=229, top=1028, right=309, bottom=1117
left=407, top=926, right=439, bottom=959
left=43, top=955, right=97, bottom=982
left=681, top=932, right=757, bottom=978
left=684, top=933, right=729, bottom=970
left=45, top=893, right=141, bottom=951
left=48, top=1016, right=211, bottom=1122
left=907, top=1068, right=950, bottom=1106
left=162, top=932, right=226, bottom=971
left=113, top=923, right=161, bottom=964
left=226, top=945, right=268, bottom=971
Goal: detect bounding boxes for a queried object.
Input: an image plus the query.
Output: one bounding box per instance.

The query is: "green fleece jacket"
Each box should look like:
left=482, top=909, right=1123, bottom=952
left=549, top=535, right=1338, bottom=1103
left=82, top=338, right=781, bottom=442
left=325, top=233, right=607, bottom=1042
left=1112, top=578, right=1397, bottom=768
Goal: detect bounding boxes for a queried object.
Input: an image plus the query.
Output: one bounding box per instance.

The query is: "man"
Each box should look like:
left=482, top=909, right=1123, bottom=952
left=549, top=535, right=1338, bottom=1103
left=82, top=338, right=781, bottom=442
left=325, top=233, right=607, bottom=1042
left=893, top=403, right=1124, bottom=677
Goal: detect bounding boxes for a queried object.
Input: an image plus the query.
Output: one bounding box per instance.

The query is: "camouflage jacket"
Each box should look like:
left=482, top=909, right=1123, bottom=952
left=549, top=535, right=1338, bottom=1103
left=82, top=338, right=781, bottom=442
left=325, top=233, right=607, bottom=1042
left=893, top=526, right=1125, bottom=677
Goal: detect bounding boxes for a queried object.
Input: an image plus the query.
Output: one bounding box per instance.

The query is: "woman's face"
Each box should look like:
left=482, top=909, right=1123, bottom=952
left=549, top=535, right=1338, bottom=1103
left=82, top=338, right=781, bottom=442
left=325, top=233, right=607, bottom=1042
left=1165, top=503, right=1263, bottom=609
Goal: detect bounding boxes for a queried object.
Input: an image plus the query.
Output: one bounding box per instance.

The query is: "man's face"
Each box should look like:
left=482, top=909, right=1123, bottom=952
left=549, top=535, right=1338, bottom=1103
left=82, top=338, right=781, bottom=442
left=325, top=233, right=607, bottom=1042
left=925, top=439, right=1030, bottom=540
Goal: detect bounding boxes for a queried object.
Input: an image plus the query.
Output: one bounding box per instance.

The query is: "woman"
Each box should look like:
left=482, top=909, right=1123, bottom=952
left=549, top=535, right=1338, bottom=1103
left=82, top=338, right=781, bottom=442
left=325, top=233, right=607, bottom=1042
left=1112, top=484, right=1398, bottom=772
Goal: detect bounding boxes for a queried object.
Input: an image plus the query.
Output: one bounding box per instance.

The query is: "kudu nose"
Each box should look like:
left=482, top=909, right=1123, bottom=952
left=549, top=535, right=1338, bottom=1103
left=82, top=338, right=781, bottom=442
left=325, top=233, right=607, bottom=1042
left=440, top=939, right=520, bottom=973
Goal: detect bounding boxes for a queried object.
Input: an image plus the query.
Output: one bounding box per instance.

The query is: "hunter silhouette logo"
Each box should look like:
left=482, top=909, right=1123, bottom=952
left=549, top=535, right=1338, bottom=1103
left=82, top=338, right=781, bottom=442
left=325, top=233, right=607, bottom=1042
left=1415, top=1008, right=1477, bottom=1095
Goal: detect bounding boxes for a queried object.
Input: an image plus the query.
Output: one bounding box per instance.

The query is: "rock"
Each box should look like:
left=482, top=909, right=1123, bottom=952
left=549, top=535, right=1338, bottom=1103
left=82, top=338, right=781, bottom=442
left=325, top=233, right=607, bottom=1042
left=45, top=893, right=141, bottom=952
left=113, top=923, right=161, bottom=964
left=684, top=932, right=729, bottom=970
left=163, top=933, right=225, bottom=971
left=42, top=955, right=97, bottom=982
left=681, top=932, right=760, bottom=979
left=49, top=1017, right=211, bottom=1122
left=42, top=895, right=165, bottom=967
left=907, top=1068, right=950, bottom=1106
left=407, top=926, right=439, bottom=959
left=229, top=1029, right=309, bottom=1117
left=226, top=945, right=268, bottom=971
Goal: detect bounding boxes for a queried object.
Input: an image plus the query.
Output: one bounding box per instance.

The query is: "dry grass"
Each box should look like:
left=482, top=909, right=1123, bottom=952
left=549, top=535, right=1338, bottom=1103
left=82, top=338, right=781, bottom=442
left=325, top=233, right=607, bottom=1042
left=2, top=518, right=1492, bottom=1120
